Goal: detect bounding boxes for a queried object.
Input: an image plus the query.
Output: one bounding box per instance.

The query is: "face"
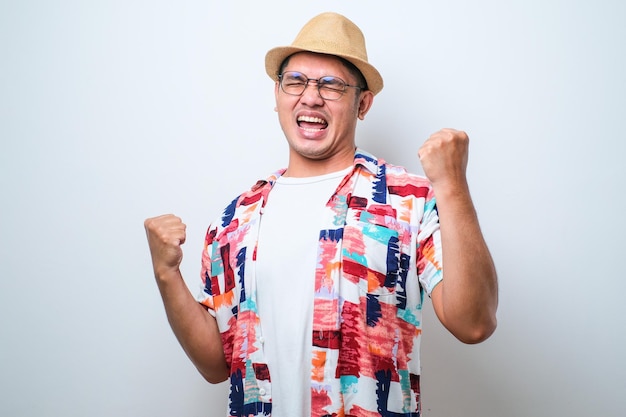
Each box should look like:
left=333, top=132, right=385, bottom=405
left=274, top=52, right=374, bottom=174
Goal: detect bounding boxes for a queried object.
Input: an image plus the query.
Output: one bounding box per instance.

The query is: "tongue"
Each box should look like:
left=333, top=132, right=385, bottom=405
left=299, top=121, right=326, bottom=130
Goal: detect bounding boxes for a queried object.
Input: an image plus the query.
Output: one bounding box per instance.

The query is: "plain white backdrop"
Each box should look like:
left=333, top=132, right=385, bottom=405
left=1, top=1, right=625, bottom=416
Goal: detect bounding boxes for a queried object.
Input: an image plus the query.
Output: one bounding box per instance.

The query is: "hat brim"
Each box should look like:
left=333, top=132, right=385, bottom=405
left=265, top=46, right=384, bottom=96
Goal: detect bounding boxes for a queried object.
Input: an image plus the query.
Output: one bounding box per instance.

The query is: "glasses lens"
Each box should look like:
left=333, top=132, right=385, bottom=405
left=281, top=72, right=307, bottom=96
left=318, top=76, right=346, bottom=100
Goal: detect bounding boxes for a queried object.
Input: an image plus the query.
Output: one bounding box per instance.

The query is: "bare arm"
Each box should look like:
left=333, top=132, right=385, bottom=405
left=144, top=214, right=229, bottom=383
left=419, top=129, right=498, bottom=344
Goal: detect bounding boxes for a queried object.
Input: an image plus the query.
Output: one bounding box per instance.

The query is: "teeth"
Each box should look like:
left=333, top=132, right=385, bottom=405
left=297, top=115, right=326, bottom=124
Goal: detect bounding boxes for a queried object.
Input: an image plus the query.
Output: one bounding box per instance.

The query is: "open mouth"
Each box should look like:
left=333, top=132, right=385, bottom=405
left=297, top=115, right=328, bottom=132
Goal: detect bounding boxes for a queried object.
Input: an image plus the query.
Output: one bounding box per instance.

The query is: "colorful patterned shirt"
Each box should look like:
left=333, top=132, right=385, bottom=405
left=198, top=149, right=443, bottom=417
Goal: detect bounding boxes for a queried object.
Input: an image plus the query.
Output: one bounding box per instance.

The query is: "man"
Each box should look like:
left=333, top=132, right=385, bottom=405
left=145, top=12, right=498, bottom=417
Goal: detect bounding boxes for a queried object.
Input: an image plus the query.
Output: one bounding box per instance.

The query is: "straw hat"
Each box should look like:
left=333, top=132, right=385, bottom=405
left=265, top=12, right=384, bottom=95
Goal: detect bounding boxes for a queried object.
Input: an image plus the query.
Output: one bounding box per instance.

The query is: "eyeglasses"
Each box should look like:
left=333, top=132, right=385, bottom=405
left=278, top=71, right=362, bottom=101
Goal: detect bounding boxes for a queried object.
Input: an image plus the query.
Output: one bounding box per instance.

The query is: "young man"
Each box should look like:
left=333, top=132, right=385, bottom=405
left=145, top=12, right=498, bottom=417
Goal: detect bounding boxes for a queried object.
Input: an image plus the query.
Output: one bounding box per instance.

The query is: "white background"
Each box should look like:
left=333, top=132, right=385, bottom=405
left=1, top=1, right=625, bottom=416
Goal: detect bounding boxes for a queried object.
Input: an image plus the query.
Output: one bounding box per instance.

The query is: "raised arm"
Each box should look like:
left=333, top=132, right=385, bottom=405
left=144, top=214, right=229, bottom=383
left=419, top=129, right=498, bottom=344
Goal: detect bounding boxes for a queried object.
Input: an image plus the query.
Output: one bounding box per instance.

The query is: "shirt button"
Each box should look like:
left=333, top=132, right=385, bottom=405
left=259, top=388, right=266, bottom=395
left=259, top=337, right=265, bottom=344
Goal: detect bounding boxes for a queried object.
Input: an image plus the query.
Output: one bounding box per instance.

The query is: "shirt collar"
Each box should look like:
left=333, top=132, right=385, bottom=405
left=353, top=148, right=383, bottom=175
left=251, top=148, right=383, bottom=193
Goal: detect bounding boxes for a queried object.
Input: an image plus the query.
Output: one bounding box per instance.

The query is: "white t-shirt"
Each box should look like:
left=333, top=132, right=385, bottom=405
left=255, top=167, right=351, bottom=417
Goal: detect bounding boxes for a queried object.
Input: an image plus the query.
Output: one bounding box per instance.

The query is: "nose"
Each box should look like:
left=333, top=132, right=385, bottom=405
left=300, top=80, right=325, bottom=105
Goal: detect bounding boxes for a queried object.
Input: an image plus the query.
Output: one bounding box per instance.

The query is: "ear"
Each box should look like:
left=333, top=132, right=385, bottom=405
left=357, top=91, right=374, bottom=120
left=273, top=81, right=280, bottom=110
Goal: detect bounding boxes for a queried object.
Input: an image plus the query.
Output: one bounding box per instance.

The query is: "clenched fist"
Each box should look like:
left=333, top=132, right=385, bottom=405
left=418, top=128, right=469, bottom=188
left=144, top=214, right=187, bottom=277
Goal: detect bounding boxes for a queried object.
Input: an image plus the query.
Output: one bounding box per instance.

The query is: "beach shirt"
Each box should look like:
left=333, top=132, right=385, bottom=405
left=197, top=149, right=443, bottom=417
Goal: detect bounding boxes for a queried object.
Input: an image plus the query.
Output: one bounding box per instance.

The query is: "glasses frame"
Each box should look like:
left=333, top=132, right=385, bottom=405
left=278, top=71, right=362, bottom=101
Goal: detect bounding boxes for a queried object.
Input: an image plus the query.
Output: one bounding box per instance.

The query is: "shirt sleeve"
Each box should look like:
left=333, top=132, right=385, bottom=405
left=416, top=194, right=443, bottom=296
left=196, top=224, right=218, bottom=317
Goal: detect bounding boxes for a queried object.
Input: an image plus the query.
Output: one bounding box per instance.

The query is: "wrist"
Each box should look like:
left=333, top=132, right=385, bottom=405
left=431, top=177, right=470, bottom=200
left=153, top=265, right=182, bottom=283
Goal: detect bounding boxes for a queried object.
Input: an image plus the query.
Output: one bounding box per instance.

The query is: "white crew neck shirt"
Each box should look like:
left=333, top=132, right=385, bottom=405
left=255, top=166, right=351, bottom=417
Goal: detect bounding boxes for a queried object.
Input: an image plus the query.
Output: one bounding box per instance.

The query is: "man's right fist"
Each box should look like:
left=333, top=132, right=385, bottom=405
left=144, top=214, right=187, bottom=277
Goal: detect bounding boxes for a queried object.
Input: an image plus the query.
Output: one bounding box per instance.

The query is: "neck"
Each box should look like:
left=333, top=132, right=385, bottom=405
left=285, top=148, right=355, bottom=178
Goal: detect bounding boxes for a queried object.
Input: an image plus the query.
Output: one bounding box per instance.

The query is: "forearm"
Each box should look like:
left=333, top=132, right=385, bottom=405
left=432, top=181, right=498, bottom=343
left=155, top=269, right=229, bottom=383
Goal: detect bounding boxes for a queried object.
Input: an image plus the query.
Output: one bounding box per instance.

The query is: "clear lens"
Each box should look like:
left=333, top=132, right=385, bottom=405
left=281, top=72, right=308, bottom=94
left=318, top=76, right=345, bottom=100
